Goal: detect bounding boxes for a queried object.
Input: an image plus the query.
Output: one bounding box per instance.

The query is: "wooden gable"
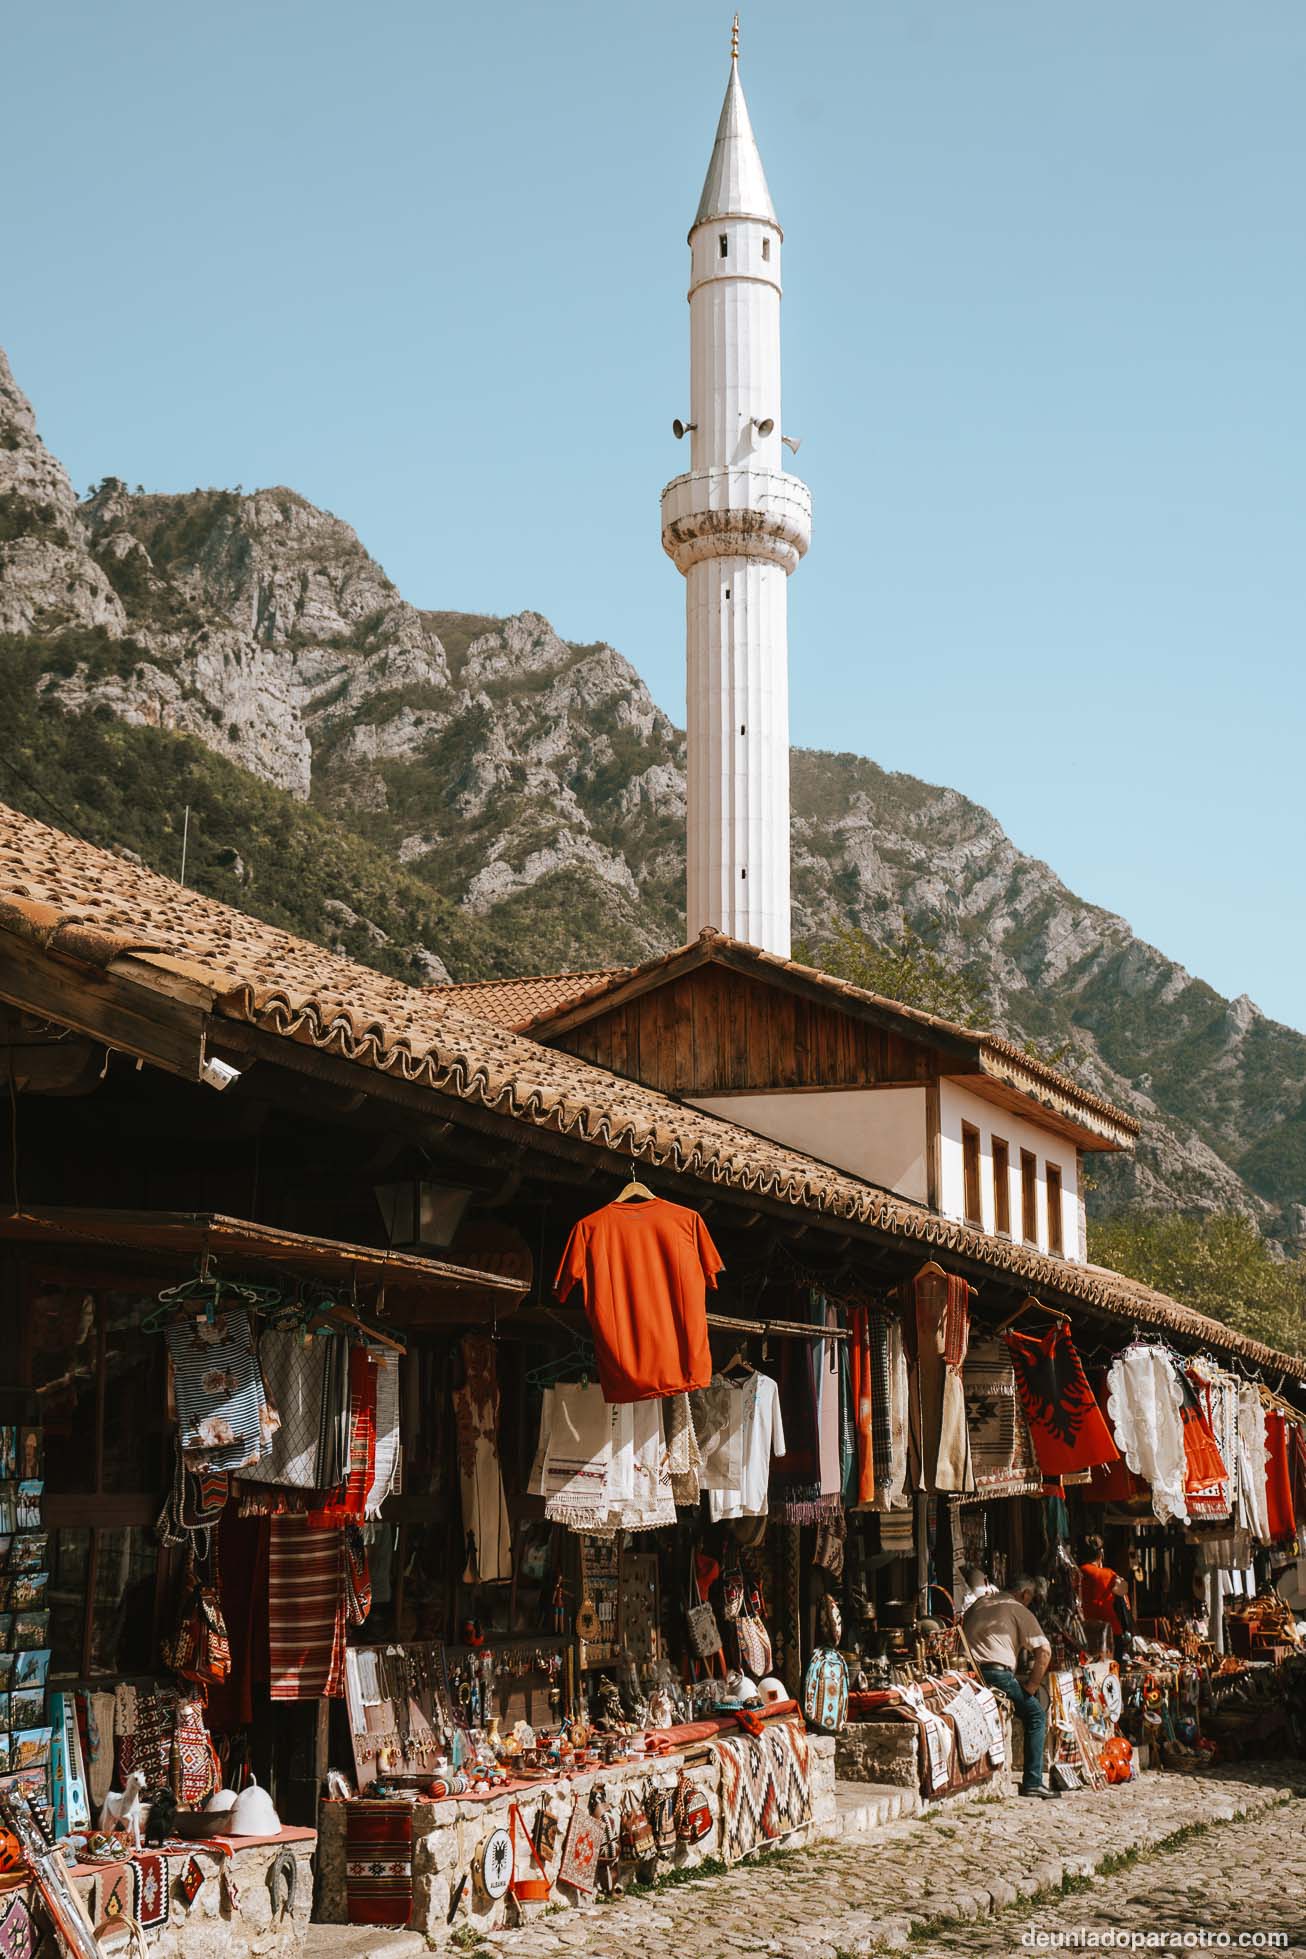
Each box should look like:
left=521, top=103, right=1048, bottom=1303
left=552, top=962, right=943, bottom=1096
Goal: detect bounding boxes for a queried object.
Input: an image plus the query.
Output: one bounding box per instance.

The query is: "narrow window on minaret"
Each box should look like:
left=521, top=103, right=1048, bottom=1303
left=719, top=234, right=728, bottom=258
left=761, top=238, right=771, bottom=262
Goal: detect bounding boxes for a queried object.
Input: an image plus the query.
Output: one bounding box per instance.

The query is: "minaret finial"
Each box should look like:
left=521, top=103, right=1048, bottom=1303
left=731, top=12, right=739, bottom=61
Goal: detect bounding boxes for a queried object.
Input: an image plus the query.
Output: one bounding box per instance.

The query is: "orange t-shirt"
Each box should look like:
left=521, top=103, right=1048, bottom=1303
left=1079, top=1561, right=1123, bottom=1633
left=554, top=1197, right=721, bottom=1402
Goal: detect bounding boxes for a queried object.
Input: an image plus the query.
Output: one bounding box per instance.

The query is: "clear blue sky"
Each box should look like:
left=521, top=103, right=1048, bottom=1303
left=4, top=1, right=1303, bottom=1028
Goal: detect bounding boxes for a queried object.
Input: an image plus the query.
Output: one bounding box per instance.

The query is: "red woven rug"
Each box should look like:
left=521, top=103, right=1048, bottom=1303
left=344, top=1800, right=413, bottom=1927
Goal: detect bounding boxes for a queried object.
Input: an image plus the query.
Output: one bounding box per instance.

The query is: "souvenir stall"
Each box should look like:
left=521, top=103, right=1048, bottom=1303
left=315, top=1184, right=840, bottom=1944
left=0, top=1211, right=527, bottom=1959
left=0, top=1180, right=1301, bottom=1951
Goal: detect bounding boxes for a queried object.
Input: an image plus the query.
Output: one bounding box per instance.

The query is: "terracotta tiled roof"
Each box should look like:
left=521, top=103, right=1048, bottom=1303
left=524, top=929, right=1141, bottom=1141
left=0, top=803, right=1294, bottom=1375
left=427, top=970, right=630, bottom=1031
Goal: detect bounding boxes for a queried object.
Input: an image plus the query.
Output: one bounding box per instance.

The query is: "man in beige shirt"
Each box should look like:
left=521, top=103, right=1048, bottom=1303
left=962, top=1574, right=1056, bottom=1799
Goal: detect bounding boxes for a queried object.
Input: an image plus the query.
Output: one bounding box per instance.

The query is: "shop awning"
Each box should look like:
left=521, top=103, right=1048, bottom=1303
left=0, top=1207, right=528, bottom=1318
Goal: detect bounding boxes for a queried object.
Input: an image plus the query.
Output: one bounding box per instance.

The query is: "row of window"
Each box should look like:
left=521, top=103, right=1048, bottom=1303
left=961, top=1124, right=1064, bottom=1256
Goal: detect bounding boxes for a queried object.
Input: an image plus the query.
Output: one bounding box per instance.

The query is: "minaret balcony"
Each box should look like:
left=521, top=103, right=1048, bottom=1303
left=659, top=465, right=811, bottom=575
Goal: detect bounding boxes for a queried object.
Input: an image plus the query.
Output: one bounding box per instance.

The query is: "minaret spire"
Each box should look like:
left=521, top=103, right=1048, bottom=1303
left=661, top=32, right=811, bottom=958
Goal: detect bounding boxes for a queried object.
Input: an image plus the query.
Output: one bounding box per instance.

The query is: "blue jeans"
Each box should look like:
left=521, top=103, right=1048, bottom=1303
left=981, top=1662, right=1047, bottom=1792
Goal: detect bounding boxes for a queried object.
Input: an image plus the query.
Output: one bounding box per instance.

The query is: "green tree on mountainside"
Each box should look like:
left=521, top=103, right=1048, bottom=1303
left=796, top=920, right=1081, bottom=1070
left=793, top=921, right=987, bottom=1026
left=1089, top=1211, right=1306, bottom=1362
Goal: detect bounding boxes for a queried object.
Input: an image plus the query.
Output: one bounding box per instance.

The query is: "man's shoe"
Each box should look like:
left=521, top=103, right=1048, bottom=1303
left=1019, top=1784, right=1060, bottom=1799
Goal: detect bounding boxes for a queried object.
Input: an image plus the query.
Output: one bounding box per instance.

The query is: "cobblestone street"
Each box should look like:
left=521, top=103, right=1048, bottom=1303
left=924, top=1793, right=1306, bottom=1955
left=307, top=1764, right=1306, bottom=1958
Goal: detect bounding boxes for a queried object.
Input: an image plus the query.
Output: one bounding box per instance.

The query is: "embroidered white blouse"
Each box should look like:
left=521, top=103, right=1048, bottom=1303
left=1106, top=1344, right=1189, bottom=1527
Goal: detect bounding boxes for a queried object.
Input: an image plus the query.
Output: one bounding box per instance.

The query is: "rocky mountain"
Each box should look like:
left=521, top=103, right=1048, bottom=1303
left=2, top=345, right=1303, bottom=1239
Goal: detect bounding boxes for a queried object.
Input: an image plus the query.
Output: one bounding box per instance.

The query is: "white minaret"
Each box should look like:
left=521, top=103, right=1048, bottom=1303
left=661, top=17, right=811, bottom=959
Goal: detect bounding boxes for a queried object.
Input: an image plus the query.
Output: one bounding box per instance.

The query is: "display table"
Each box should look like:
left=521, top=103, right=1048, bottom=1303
left=65, top=1827, right=316, bottom=1957
left=316, top=1713, right=837, bottom=1942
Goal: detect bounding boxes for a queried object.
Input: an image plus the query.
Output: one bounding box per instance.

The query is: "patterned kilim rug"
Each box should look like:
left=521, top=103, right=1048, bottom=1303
left=134, top=1852, right=169, bottom=1931
left=344, top=1800, right=413, bottom=1926
left=713, top=1716, right=811, bottom=1860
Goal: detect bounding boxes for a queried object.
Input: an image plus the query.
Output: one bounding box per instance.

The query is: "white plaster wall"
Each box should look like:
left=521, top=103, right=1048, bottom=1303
left=939, top=1078, right=1081, bottom=1261
left=689, top=1085, right=929, bottom=1202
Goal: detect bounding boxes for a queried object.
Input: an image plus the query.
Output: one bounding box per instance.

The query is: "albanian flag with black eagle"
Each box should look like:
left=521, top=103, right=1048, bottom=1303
left=1005, top=1318, right=1120, bottom=1476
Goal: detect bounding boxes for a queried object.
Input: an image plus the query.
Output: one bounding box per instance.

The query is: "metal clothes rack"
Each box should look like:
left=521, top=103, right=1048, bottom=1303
left=706, top=1308, right=848, bottom=1343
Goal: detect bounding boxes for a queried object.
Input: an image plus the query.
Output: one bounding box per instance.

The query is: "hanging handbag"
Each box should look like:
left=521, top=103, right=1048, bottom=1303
left=171, top=1698, right=220, bottom=1804
left=686, top=1555, right=724, bottom=1661
left=645, top=1779, right=677, bottom=1856
left=532, top=1805, right=559, bottom=1865
left=736, top=1610, right=772, bottom=1679
left=164, top=1552, right=231, bottom=1686
left=672, top=1769, right=713, bottom=1845
left=686, top=1598, right=722, bottom=1659
left=721, top=1548, right=745, bottom=1622
left=343, top=1524, right=371, bottom=1627
left=619, top=1787, right=656, bottom=1865
left=588, top=1785, right=621, bottom=1896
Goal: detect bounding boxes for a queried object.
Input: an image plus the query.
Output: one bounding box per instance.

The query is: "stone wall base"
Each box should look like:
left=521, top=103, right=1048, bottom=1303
left=318, top=1726, right=838, bottom=1943
left=70, top=1837, right=315, bottom=1956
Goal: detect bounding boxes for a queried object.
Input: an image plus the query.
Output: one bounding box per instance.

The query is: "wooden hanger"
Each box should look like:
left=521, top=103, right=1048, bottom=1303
left=722, top=1346, right=754, bottom=1377
left=996, top=1295, right=1066, bottom=1335
left=327, top=1300, right=407, bottom=1355
left=614, top=1173, right=655, bottom=1203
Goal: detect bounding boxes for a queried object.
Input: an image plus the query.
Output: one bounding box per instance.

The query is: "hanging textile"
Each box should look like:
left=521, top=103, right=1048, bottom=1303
left=816, top=1304, right=842, bottom=1499
left=554, top=1196, right=720, bottom=1400
left=268, top=1514, right=346, bottom=1700
left=236, top=1327, right=330, bottom=1490
left=315, top=1331, right=352, bottom=1493
left=526, top=1386, right=555, bottom=1497
left=1007, top=1319, right=1119, bottom=1478
left=344, top=1800, right=413, bottom=1926
left=691, top=1375, right=744, bottom=1492
left=615, top=1399, right=676, bottom=1532
left=206, top=1509, right=270, bottom=1732
left=871, top=1316, right=911, bottom=1512
left=1264, top=1409, right=1296, bottom=1544
left=867, top=1313, right=895, bottom=1492
left=708, top=1373, right=786, bottom=1520
left=958, top=1336, right=1043, bottom=1503
left=538, top=1381, right=612, bottom=1527
left=1177, top=1368, right=1229, bottom=1516
left=308, top=1344, right=379, bottom=1528
left=839, top=1321, right=856, bottom=1504
left=770, top=1293, right=837, bottom=1522
left=1291, top=1422, right=1306, bottom=1524
left=1105, top=1344, right=1189, bottom=1526
left=666, top=1391, right=703, bottom=1506
left=1235, top=1382, right=1271, bottom=1543
left=847, top=1306, right=877, bottom=1507
left=166, top=1307, right=268, bottom=1472
left=1187, top=1359, right=1239, bottom=1519
left=907, top=1265, right=974, bottom=1494
left=453, top=1334, right=512, bottom=1581
left=533, top=1395, right=676, bottom=1534
left=364, top=1351, right=401, bottom=1519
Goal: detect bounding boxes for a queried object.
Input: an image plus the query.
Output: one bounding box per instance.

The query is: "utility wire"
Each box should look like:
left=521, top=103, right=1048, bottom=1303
left=0, top=754, right=87, bottom=841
